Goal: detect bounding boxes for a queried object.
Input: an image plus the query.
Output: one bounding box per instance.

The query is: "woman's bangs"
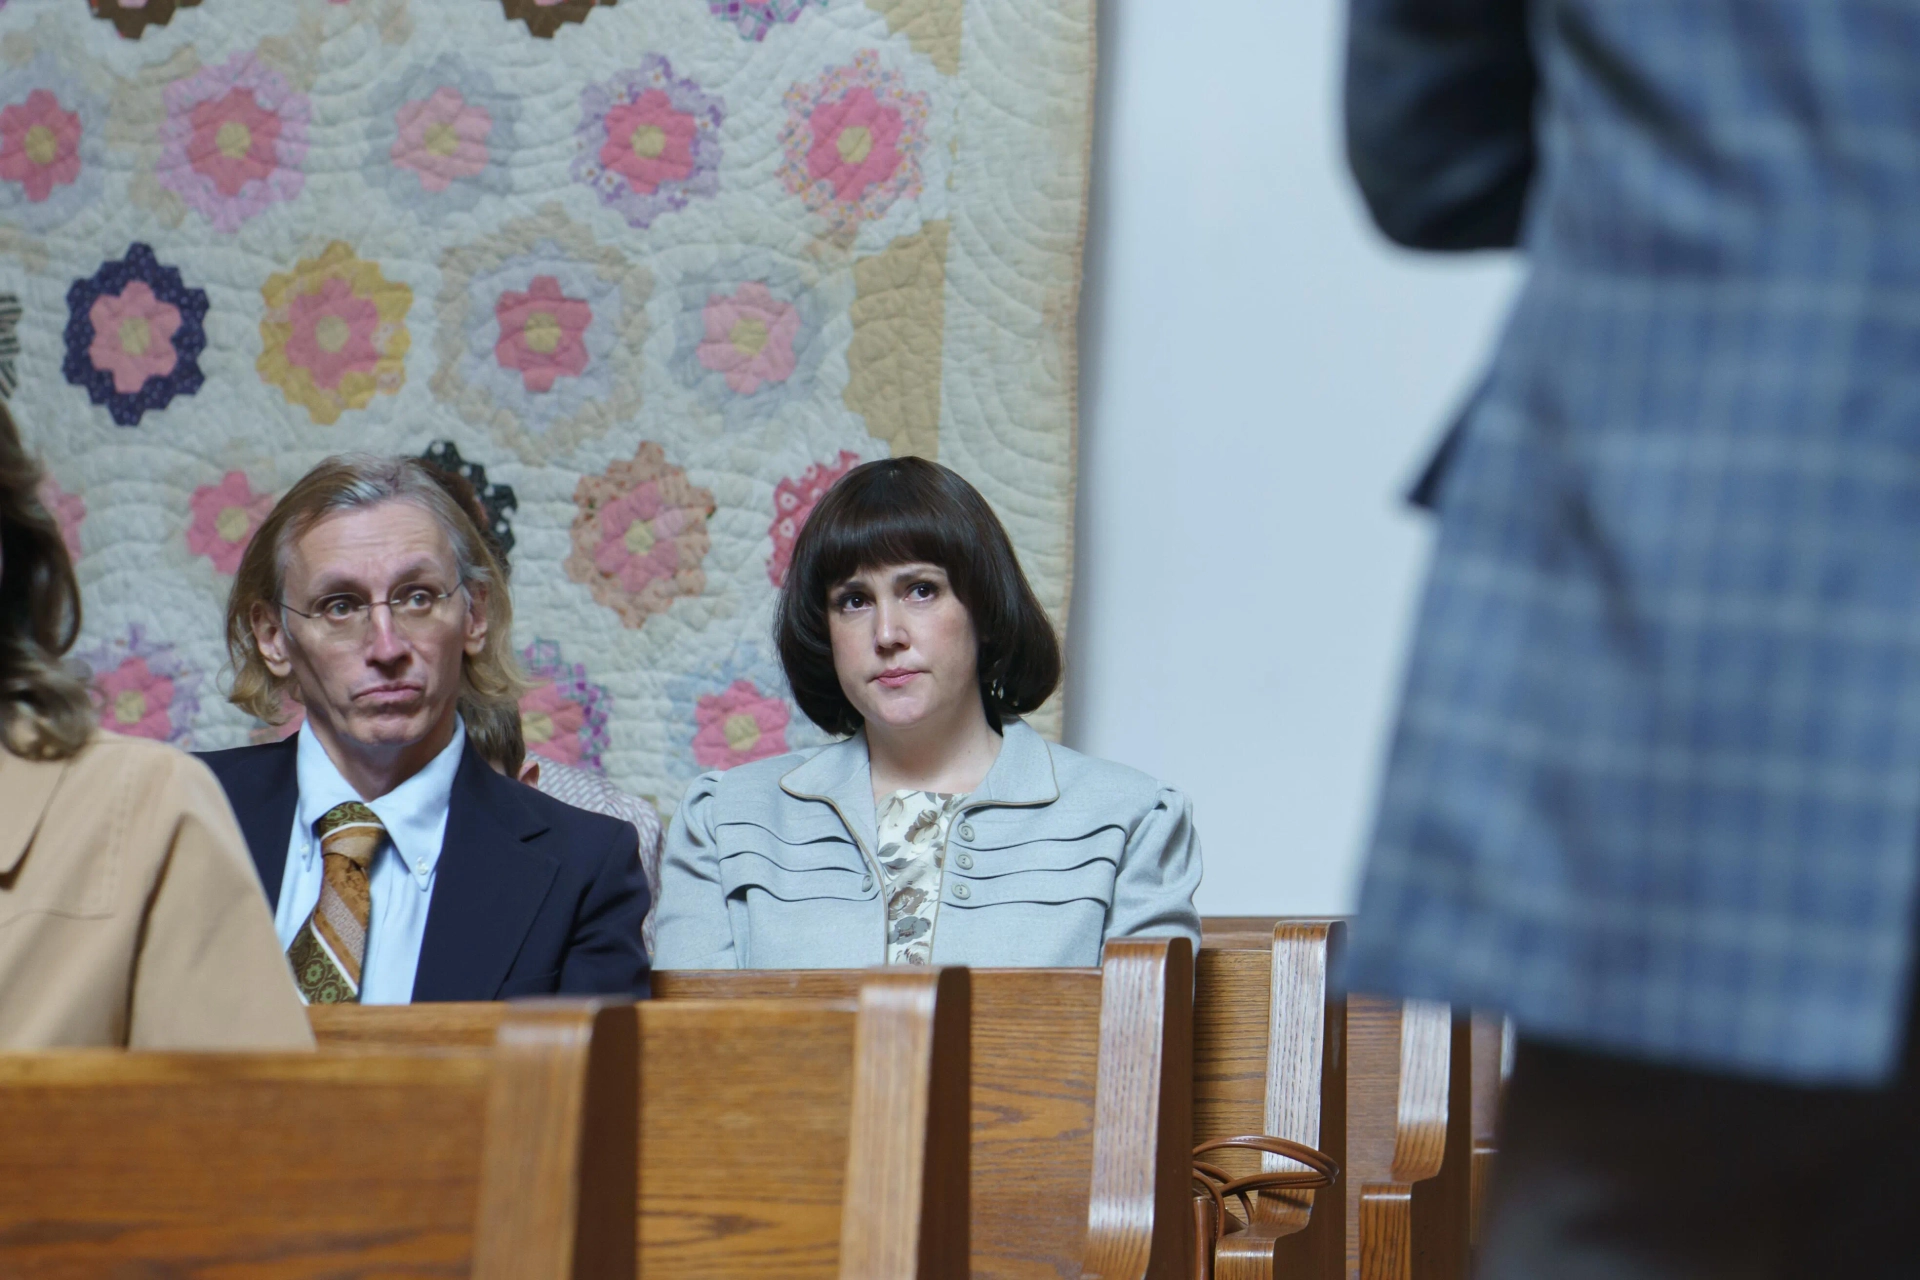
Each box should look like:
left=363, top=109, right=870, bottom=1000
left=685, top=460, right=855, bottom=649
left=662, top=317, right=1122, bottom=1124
left=810, top=497, right=969, bottom=590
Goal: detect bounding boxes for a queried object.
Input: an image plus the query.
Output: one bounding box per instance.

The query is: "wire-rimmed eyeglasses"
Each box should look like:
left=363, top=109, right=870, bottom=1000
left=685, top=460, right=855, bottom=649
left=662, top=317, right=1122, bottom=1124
left=277, top=583, right=470, bottom=643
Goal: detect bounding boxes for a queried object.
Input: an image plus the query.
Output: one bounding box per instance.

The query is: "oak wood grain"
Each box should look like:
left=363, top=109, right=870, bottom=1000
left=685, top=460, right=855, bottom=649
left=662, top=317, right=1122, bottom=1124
left=1467, top=1151, right=1495, bottom=1257
left=640, top=1001, right=861, bottom=1278
left=1465, top=1014, right=1506, bottom=1251
left=656, top=938, right=1193, bottom=1280
left=314, top=986, right=966, bottom=1280
left=1282, top=991, right=1347, bottom=1280
left=1359, top=1187, right=1411, bottom=1280
left=475, top=1001, right=636, bottom=1280
left=658, top=968, right=1099, bottom=1278
left=1406, top=1015, right=1472, bottom=1280
left=1197, top=921, right=1348, bottom=1280
left=0, top=1003, right=607, bottom=1279
left=1200, top=918, right=1304, bottom=952
left=839, top=969, right=971, bottom=1280
left=1083, top=936, right=1193, bottom=1280
left=1223, top=919, right=1477, bottom=1280
left=319, top=999, right=853, bottom=1278
left=311, top=1001, right=505, bottom=1047
left=1344, top=997, right=1455, bottom=1280
left=1391, top=1003, right=1450, bottom=1185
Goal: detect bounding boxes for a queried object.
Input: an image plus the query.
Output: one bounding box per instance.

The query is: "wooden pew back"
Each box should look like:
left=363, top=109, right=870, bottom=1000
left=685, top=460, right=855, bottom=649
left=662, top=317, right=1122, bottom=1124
left=1202, top=917, right=1483, bottom=1280
left=0, top=1001, right=625, bottom=1280
left=1346, top=996, right=1442, bottom=1280
left=312, top=974, right=969, bottom=1280
left=1194, top=920, right=1347, bottom=1280
left=1466, top=1012, right=1511, bottom=1251
left=654, top=936, right=1193, bottom=1280
left=1201, top=917, right=1303, bottom=951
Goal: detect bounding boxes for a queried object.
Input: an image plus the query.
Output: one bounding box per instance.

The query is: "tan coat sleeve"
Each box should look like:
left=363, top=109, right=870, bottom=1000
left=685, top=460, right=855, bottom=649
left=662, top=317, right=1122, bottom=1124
left=126, top=752, right=314, bottom=1051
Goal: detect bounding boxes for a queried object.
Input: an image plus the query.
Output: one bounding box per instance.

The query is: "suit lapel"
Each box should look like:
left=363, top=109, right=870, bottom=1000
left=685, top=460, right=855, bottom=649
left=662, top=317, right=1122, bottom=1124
left=410, top=741, right=558, bottom=1002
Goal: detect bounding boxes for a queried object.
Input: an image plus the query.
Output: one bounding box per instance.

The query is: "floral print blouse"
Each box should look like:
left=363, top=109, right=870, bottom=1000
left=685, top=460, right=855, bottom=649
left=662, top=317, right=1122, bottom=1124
left=875, top=789, right=970, bottom=965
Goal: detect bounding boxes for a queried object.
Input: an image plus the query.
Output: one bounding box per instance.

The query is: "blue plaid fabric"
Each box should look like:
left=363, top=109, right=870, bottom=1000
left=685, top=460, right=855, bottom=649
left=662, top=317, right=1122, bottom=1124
left=1348, top=0, right=1920, bottom=1084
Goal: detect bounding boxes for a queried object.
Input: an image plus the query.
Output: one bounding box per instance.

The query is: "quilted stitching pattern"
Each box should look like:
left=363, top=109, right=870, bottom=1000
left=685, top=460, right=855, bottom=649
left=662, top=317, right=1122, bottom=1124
left=2, top=0, right=1089, bottom=812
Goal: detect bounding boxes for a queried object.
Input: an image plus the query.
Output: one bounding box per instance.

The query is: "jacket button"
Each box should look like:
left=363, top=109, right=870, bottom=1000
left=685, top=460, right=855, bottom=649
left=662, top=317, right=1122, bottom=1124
left=861, top=875, right=874, bottom=892
left=955, top=852, right=974, bottom=870
left=953, top=883, right=971, bottom=900
left=958, top=822, right=975, bottom=842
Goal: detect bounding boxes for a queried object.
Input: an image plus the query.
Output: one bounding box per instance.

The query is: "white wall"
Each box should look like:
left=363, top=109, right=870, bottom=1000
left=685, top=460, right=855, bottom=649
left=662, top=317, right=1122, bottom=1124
left=1063, top=0, right=1521, bottom=914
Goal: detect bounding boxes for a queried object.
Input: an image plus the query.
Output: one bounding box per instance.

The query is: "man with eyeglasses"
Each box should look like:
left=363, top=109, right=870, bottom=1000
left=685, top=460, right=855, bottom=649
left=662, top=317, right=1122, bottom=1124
left=197, top=454, right=649, bottom=1004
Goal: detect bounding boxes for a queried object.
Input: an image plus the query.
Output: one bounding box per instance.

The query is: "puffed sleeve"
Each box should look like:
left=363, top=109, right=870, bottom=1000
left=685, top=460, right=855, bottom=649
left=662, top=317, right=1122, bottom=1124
left=128, top=752, right=315, bottom=1050
left=1105, top=786, right=1203, bottom=950
left=653, top=770, right=739, bottom=969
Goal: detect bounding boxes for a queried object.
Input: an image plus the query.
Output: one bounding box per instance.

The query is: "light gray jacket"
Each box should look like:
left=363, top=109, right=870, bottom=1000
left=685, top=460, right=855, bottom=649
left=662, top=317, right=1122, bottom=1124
left=654, top=720, right=1201, bottom=969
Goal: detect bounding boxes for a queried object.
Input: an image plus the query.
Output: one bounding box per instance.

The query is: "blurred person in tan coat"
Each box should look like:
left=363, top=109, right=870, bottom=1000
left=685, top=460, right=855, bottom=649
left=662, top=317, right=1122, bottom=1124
left=0, top=405, right=311, bottom=1049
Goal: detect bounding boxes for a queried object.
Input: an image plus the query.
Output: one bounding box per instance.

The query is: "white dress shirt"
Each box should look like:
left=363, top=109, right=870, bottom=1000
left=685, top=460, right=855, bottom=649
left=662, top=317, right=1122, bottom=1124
left=272, top=717, right=465, bottom=1005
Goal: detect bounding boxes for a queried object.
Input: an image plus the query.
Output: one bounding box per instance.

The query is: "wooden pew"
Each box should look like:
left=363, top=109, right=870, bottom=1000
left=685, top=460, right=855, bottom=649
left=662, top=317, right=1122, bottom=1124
left=1202, top=917, right=1303, bottom=951
left=0, top=1000, right=629, bottom=1279
left=312, top=971, right=969, bottom=1280
left=654, top=936, right=1194, bottom=1280
left=1193, top=920, right=1347, bottom=1280
left=1466, top=1012, right=1511, bottom=1251
left=1200, top=918, right=1476, bottom=1280
left=1346, top=997, right=1472, bottom=1280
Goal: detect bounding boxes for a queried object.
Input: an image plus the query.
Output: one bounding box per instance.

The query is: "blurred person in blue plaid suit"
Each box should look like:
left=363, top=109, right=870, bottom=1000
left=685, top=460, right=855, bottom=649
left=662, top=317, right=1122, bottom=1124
left=1346, top=0, right=1920, bottom=1272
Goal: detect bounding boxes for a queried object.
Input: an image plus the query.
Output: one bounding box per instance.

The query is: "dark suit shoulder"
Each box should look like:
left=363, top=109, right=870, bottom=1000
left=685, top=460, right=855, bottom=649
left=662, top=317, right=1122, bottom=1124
left=191, top=737, right=298, bottom=900
left=195, top=737, right=298, bottom=788
left=458, top=752, right=636, bottom=870
left=504, top=772, right=640, bottom=863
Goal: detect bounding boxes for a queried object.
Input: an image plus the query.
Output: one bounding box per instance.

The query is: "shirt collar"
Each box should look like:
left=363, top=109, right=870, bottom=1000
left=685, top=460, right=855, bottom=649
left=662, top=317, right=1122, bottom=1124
left=294, top=715, right=467, bottom=890
left=779, top=730, right=878, bottom=854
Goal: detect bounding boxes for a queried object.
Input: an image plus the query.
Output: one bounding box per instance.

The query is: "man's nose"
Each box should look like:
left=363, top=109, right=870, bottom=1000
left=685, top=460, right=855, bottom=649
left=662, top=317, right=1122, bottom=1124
left=363, top=603, right=410, bottom=662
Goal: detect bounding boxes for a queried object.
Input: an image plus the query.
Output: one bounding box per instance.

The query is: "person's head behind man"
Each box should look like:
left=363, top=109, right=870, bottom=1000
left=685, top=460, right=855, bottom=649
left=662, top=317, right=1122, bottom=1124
left=225, top=454, right=521, bottom=799
left=463, top=694, right=540, bottom=787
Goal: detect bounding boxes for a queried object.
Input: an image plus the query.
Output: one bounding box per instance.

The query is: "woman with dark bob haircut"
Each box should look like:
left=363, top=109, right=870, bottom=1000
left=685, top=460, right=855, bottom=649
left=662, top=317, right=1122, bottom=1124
left=656, top=457, right=1200, bottom=969
left=0, top=404, right=310, bottom=1047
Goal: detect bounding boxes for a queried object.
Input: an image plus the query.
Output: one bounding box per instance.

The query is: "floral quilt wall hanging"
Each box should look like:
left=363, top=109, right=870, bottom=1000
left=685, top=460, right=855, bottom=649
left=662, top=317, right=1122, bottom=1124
left=0, top=0, right=1090, bottom=810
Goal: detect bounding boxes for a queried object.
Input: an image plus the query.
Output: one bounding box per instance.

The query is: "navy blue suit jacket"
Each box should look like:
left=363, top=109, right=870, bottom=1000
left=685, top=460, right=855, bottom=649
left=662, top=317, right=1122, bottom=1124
left=199, top=735, right=650, bottom=1001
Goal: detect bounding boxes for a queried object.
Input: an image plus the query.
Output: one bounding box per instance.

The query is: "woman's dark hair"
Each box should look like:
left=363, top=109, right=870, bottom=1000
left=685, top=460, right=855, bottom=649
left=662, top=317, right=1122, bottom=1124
left=0, top=403, right=93, bottom=760
left=775, top=457, right=1061, bottom=736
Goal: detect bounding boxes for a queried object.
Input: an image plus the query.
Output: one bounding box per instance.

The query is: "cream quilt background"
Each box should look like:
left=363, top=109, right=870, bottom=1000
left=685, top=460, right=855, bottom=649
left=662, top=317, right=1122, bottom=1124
left=0, top=0, right=1089, bottom=811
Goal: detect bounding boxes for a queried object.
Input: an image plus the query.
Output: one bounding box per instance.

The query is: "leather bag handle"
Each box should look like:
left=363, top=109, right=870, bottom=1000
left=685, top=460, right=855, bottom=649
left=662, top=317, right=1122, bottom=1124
left=1191, top=1135, right=1340, bottom=1236
left=1193, top=1134, right=1339, bottom=1188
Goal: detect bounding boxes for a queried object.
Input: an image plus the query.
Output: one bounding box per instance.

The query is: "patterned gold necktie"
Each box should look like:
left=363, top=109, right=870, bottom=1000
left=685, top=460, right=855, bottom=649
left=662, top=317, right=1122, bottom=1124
left=286, top=801, right=384, bottom=1004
